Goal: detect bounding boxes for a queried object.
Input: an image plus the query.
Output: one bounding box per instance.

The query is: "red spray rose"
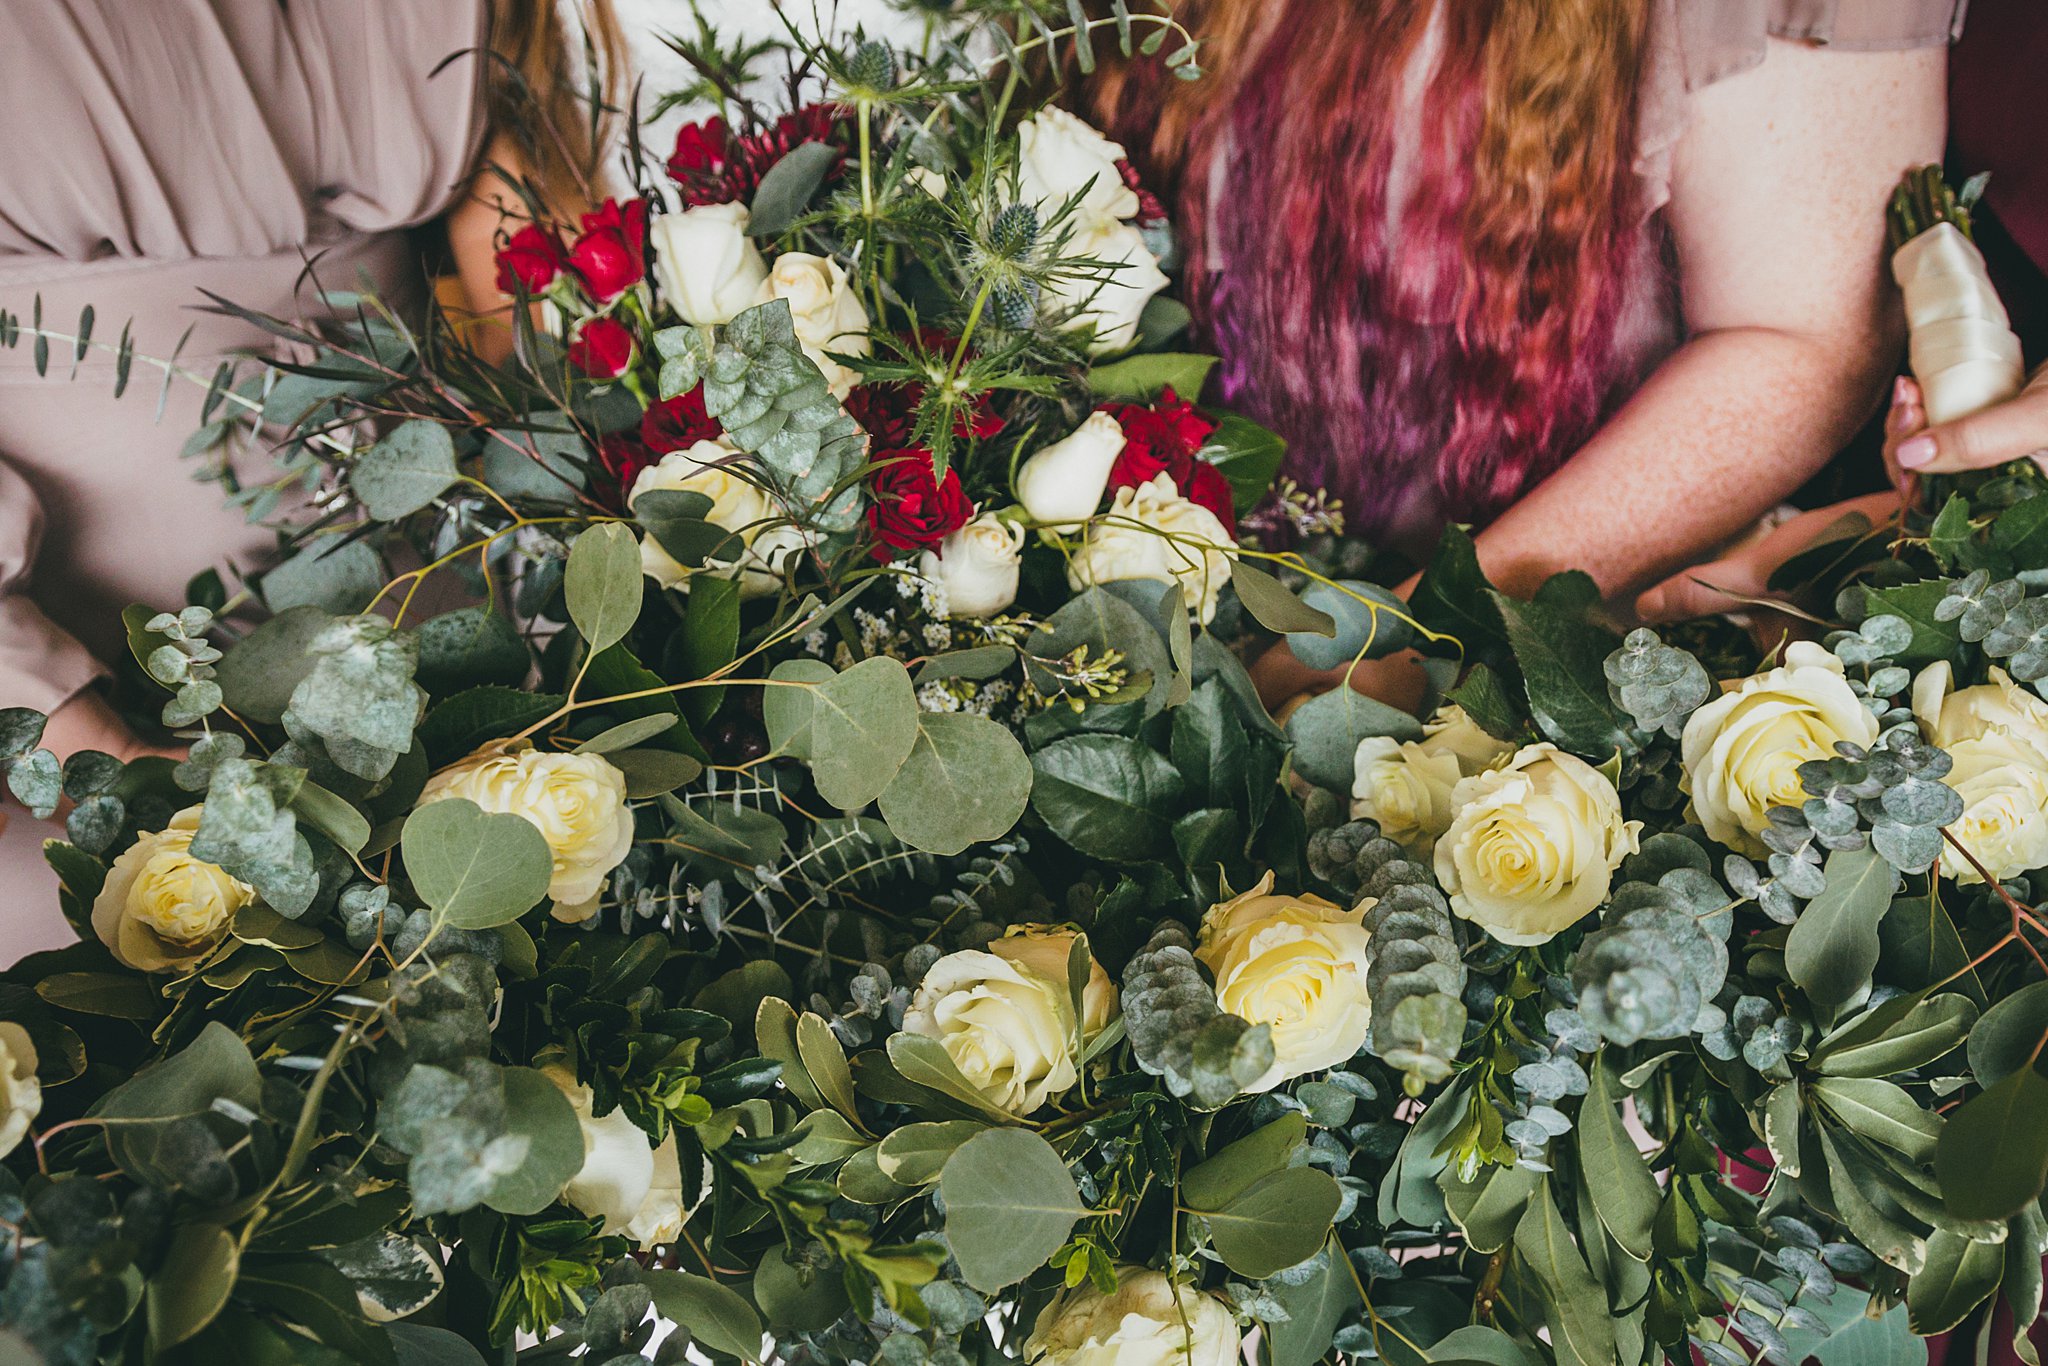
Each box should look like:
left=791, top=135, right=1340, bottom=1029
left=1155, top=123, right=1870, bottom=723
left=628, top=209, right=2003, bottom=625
left=567, top=317, right=637, bottom=378
left=495, top=223, right=568, bottom=295
left=567, top=198, right=649, bottom=302
left=641, top=385, right=723, bottom=455
left=865, top=448, right=973, bottom=559
left=1102, top=388, right=1236, bottom=534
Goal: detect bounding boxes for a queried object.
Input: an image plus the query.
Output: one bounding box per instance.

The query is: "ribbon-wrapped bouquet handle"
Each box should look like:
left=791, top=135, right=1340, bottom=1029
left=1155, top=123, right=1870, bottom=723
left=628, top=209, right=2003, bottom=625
left=1889, top=164, right=2024, bottom=425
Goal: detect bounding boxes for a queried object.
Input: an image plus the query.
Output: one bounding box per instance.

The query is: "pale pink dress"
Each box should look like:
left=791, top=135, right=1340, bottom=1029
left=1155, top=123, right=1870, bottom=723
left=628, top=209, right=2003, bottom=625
left=0, top=0, right=488, bottom=961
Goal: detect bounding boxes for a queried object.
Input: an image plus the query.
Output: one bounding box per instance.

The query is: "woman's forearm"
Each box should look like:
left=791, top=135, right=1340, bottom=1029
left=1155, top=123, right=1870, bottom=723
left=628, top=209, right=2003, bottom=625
left=1465, top=322, right=1894, bottom=601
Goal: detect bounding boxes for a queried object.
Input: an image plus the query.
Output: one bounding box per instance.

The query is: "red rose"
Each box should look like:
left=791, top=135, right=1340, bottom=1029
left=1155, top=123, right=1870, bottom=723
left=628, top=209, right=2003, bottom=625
left=597, top=431, right=655, bottom=507
left=568, top=317, right=637, bottom=378
left=1103, top=387, right=1235, bottom=535
left=641, top=385, right=723, bottom=454
left=567, top=198, right=649, bottom=302
left=495, top=223, right=567, bottom=295
left=865, top=448, right=973, bottom=559
left=1181, top=460, right=1239, bottom=536
left=666, top=116, right=736, bottom=201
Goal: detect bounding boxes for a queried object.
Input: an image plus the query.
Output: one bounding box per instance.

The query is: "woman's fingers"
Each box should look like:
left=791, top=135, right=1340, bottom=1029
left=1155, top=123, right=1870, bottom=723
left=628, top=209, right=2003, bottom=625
left=1894, top=368, right=2048, bottom=473
left=1634, top=557, right=1764, bottom=624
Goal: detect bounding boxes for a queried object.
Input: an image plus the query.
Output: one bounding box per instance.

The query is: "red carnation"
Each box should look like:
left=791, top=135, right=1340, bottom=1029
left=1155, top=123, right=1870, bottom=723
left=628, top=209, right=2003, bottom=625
left=568, top=317, right=637, bottom=378
left=495, top=223, right=567, bottom=295
left=1104, top=388, right=1235, bottom=535
left=866, top=448, right=973, bottom=559
left=567, top=198, right=649, bottom=302
left=641, top=384, right=723, bottom=454
left=669, top=104, right=850, bottom=208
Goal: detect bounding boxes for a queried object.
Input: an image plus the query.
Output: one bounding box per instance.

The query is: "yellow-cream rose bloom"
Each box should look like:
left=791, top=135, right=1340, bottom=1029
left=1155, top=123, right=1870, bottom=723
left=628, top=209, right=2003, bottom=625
left=629, top=440, right=775, bottom=590
left=92, top=807, right=254, bottom=973
left=0, top=1022, right=41, bottom=1159
left=417, top=742, right=633, bottom=922
left=1938, top=737, right=2048, bottom=884
left=988, top=925, right=1120, bottom=1040
left=1195, top=873, right=1372, bottom=1093
left=1435, top=744, right=1639, bottom=948
left=1680, top=641, right=1880, bottom=856
left=1914, top=661, right=2048, bottom=764
left=1067, top=473, right=1236, bottom=624
left=754, top=251, right=870, bottom=397
left=902, top=947, right=1088, bottom=1115
left=1351, top=704, right=1515, bottom=860
left=543, top=1064, right=685, bottom=1250
left=1026, top=1269, right=1242, bottom=1366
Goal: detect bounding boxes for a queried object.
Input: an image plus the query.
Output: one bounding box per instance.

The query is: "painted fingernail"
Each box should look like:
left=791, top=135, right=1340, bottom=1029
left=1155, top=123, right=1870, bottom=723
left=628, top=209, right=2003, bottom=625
left=1897, top=435, right=1936, bottom=469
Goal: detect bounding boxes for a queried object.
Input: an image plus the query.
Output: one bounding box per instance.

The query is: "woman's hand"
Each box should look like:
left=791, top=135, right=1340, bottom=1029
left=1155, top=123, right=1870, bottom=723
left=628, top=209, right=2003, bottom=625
left=1634, top=490, right=1902, bottom=626
left=1891, top=368, right=2048, bottom=476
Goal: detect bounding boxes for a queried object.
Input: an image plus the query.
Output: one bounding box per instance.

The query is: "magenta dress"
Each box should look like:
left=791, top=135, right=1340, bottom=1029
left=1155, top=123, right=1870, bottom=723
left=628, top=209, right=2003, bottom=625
left=0, top=0, right=487, bottom=962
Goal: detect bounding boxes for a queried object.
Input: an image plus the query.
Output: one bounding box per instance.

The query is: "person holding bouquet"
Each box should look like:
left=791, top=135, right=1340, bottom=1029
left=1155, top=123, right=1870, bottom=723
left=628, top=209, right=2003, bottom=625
left=1090, top=0, right=1956, bottom=710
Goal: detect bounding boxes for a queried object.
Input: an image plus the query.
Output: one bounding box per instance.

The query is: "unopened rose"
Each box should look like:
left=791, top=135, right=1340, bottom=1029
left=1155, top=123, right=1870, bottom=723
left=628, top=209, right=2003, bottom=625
left=1026, top=1268, right=1241, bottom=1366
left=1195, top=874, right=1372, bottom=1092
left=1351, top=704, right=1514, bottom=859
left=1016, top=107, right=1141, bottom=222
left=417, top=742, right=633, bottom=922
left=495, top=223, right=568, bottom=295
left=629, top=440, right=774, bottom=589
left=1435, top=744, right=1639, bottom=947
left=0, top=1023, right=41, bottom=1159
left=650, top=202, right=768, bottom=326
left=92, top=807, right=254, bottom=973
left=1067, top=473, right=1235, bottom=624
left=1042, top=215, right=1169, bottom=356
left=567, top=198, right=649, bottom=302
left=1016, top=411, right=1127, bottom=529
left=544, top=1065, right=686, bottom=1251
left=919, top=512, right=1024, bottom=617
left=902, top=947, right=1089, bottom=1115
left=756, top=252, right=870, bottom=396
left=1914, top=662, right=2048, bottom=882
left=567, top=316, right=636, bottom=379
left=988, top=925, right=1119, bottom=1040
left=1680, top=642, right=1881, bottom=856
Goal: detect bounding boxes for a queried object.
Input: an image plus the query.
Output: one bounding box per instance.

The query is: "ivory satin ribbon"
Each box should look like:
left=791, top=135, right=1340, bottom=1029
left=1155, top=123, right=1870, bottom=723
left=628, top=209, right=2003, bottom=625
left=1892, top=222, right=2026, bottom=425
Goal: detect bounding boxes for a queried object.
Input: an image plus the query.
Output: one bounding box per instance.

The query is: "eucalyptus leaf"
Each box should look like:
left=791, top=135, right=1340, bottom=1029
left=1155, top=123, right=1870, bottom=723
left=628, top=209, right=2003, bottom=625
left=401, top=799, right=555, bottom=928
left=349, top=420, right=459, bottom=520
left=876, top=712, right=1032, bottom=855
left=1785, top=848, right=1898, bottom=1009
left=940, top=1128, right=1087, bottom=1292
left=564, top=522, right=644, bottom=654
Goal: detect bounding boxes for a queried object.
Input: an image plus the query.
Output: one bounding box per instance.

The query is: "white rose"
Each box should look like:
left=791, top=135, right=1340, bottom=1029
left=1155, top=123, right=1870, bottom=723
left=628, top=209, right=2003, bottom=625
left=1435, top=743, right=1640, bottom=948
left=1026, top=1269, right=1242, bottom=1366
left=1913, top=662, right=2048, bottom=883
left=904, top=166, right=948, bottom=201
left=739, top=520, right=815, bottom=599
left=1017, top=107, right=1141, bottom=223
left=1043, top=215, right=1170, bottom=356
left=1068, top=473, right=1235, bottom=624
left=630, top=440, right=776, bottom=590
left=919, top=513, right=1024, bottom=617
left=902, top=948, right=1092, bottom=1115
left=988, top=925, right=1120, bottom=1041
left=544, top=1065, right=684, bottom=1250
left=650, top=202, right=769, bottom=327
left=1195, top=873, right=1372, bottom=1093
left=1350, top=704, right=1514, bottom=860
left=756, top=252, right=870, bottom=397
left=1680, top=642, right=1882, bottom=856
left=0, top=1023, right=41, bottom=1159
left=92, top=807, right=255, bottom=974
left=1015, top=411, right=1127, bottom=530
left=417, top=742, right=634, bottom=922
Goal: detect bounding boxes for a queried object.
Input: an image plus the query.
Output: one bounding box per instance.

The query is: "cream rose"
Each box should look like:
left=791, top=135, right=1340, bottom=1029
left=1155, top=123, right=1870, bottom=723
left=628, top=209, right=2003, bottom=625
left=1042, top=215, right=1170, bottom=356
left=417, top=742, right=633, bottom=922
left=988, top=925, right=1120, bottom=1040
left=544, top=1065, right=686, bottom=1250
left=92, top=807, right=254, bottom=973
left=755, top=252, right=870, bottom=396
left=1195, top=874, right=1372, bottom=1093
left=0, top=1023, right=41, bottom=1159
left=1913, top=662, right=2048, bottom=883
left=649, top=202, right=768, bottom=327
left=1680, top=641, right=1881, bottom=856
left=1434, top=744, right=1640, bottom=947
left=901, top=948, right=1088, bottom=1115
left=629, top=440, right=775, bottom=590
left=920, top=512, right=1024, bottom=617
left=1350, top=705, right=1513, bottom=860
left=1025, top=1269, right=1242, bottom=1366
left=1016, top=107, right=1141, bottom=223
left=1015, top=411, right=1127, bottom=530
left=1067, top=473, right=1235, bottom=624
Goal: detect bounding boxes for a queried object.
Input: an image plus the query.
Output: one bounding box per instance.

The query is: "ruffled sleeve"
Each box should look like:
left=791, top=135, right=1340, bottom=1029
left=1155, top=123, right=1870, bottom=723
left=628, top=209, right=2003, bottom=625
left=0, top=460, right=107, bottom=716
left=1634, top=0, right=1966, bottom=220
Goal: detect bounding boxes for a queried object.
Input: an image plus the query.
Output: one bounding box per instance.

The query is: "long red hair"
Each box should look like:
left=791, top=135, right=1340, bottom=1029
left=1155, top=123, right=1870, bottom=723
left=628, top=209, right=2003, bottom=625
left=1093, top=0, right=1655, bottom=535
